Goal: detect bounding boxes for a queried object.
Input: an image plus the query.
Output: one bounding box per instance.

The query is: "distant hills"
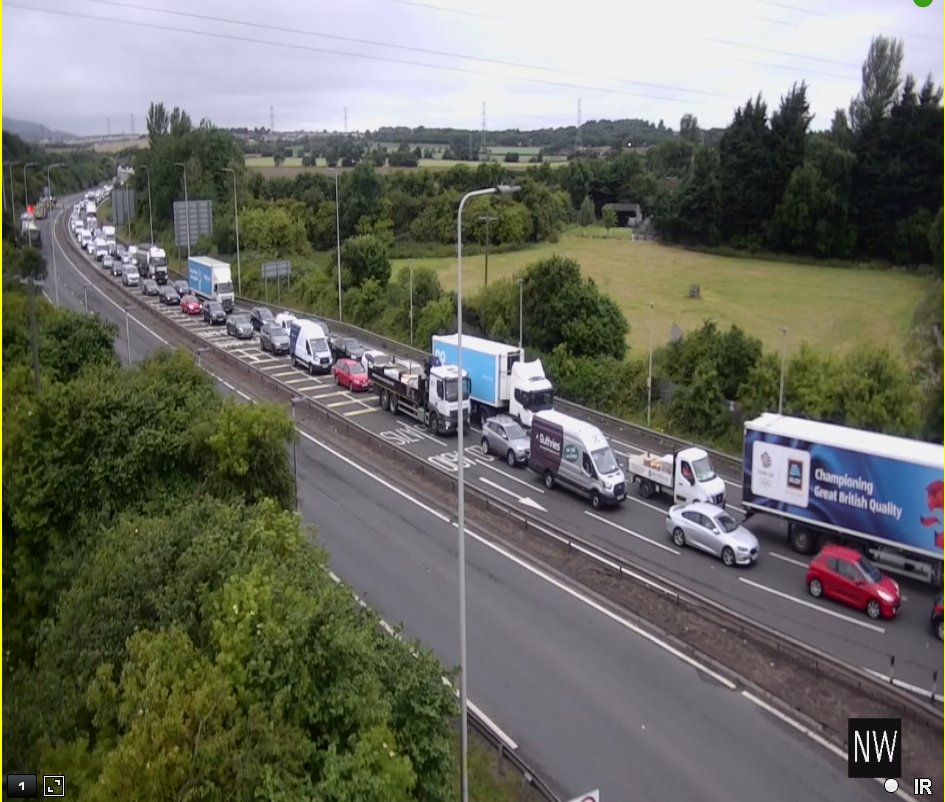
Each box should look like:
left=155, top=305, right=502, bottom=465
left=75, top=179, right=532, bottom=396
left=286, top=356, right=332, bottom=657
left=3, top=117, right=76, bottom=142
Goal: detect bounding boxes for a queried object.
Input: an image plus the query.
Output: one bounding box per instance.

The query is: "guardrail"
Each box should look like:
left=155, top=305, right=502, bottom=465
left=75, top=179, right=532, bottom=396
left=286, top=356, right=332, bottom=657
left=231, top=291, right=745, bottom=475
left=77, top=234, right=943, bottom=728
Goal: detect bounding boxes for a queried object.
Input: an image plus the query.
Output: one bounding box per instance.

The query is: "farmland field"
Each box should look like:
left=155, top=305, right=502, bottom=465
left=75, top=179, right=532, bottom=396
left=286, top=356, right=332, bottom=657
left=392, top=229, right=930, bottom=356
left=244, top=155, right=568, bottom=175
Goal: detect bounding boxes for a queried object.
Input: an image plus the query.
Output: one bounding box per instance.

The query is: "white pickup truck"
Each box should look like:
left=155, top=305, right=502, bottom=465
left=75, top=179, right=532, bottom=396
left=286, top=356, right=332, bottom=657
left=627, top=446, right=726, bottom=506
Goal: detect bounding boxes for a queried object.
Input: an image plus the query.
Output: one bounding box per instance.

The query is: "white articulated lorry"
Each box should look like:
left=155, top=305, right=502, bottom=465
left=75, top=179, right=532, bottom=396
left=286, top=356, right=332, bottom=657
left=742, top=413, right=944, bottom=583
left=431, top=333, right=554, bottom=428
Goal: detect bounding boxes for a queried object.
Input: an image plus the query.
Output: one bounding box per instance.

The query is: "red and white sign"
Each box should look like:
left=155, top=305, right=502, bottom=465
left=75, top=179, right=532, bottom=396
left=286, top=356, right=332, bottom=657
left=567, top=790, right=599, bottom=802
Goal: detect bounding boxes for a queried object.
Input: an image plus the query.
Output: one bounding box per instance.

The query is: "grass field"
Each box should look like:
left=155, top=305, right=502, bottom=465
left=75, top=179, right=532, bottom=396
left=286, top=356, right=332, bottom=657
left=392, top=230, right=930, bottom=356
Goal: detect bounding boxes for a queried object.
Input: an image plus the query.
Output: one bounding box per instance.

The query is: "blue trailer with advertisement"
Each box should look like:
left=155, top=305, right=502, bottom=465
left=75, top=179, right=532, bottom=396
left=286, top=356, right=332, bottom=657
left=742, top=413, right=944, bottom=584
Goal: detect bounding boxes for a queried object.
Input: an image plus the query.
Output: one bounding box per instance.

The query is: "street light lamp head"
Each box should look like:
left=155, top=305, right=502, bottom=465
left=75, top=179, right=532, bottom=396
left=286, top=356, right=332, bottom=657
left=494, top=184, right=521, bottom=195
left=291, top=396, right=304, bottom=405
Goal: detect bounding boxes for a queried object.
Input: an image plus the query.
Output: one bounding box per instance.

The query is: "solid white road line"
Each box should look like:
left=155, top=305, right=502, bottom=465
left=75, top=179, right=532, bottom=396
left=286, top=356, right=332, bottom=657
left=738, top=578, right=886, bottom=634
left=585, top=511, right=681, bottom=556
left=768, top=551, right=809, bottom=569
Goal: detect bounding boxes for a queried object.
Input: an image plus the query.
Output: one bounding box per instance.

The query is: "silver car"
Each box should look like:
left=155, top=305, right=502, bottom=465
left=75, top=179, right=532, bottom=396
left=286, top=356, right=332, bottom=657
left=480, top=415, right=530, bottom=467
left=122, top=268, right=140, bottom=287
left=665, top=502, right=759, bottom=567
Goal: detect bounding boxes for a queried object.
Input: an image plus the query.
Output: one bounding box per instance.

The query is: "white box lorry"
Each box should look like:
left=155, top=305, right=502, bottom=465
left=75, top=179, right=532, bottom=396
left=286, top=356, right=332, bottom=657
left=431, top=333, right=554, bottom=428
left=627, top=448, right=727, bottom=506
left=188, top=256, right=235, bottom=312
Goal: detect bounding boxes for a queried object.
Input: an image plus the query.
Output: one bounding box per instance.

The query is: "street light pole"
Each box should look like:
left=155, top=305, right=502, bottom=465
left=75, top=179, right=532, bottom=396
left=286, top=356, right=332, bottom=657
left=455, top=183, right=520, bottom=802
left=140, top=164, right=154, bottom=244
left=333, top=169, right=343, bottom=320
left=291, top=396, right=303, bottom=511
left=647, top=302, right=655, bottom=428
left=778, top=326, right=789, bottom=415
left=83, top=284, right=92, bottom=313
left=223, top=167, right=242, bottom=296
left=477, top=215, right=497, bottom=286
left=409, top=262, right=414, bottom=346
left=517, top=278, right=524, bottom=349
left=23, top=162, right=37, bottom=247
left=175, top=162, right=191, bottom=258
left=46, top=162, right=64, bottom=306
left=8, top=162, right=18, bottom=223
left=124, top=306, right=133, bottom=366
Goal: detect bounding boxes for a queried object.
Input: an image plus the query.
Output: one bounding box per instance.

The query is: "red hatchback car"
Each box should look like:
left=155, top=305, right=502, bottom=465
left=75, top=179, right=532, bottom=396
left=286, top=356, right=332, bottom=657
left=180, top=294, right=203, bottom=316
left=333, top=358, right=371, bottom=392
left=805, top=544, right=901, bottom=620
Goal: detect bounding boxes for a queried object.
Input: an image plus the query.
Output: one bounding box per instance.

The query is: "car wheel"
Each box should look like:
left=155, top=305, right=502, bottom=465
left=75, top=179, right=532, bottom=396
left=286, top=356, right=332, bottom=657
left=938, top=619, right=943, bottom=642
left=335, top=374, right=340, bottom=385
left=866, top=599, right=882, bottom=620
left=544, top=471, right=555, bottom=490
left=480, top=439, right=489, bottom=455
left=639, top=479, right=655, bottom=499
left=506, top=450, right=516, bottom=467
left=808, top=578, right=823, bottom=598
left=672, top=527, right=686, bottom=548
left=590, top=490, right=601, bottom=509
left=721, top=547, right=736, bottom=567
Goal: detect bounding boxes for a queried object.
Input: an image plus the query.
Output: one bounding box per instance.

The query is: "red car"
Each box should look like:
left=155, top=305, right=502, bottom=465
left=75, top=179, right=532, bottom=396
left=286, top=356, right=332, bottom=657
left=931, top=596, right=943, bottom=641
left=805, top=544, right=901, bottom=620
left=180, top=294, right=203, bottom=316
left=333, top=358, right=371, bottom=392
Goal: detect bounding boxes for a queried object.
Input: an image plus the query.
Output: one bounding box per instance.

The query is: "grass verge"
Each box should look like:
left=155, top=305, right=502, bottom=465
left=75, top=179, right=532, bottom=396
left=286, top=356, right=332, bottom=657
left=454, top=724, right=542, bottom=802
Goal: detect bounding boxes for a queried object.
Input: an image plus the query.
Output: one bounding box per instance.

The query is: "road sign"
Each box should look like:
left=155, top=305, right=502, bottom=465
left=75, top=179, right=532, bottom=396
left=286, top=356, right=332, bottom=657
left=173, top=199, right=213, bottom=247
left=112, top=188, right=136, bottom=225
left=567, top=791, right=599, bottom=802
left=261, top=259, right=292, bottom=280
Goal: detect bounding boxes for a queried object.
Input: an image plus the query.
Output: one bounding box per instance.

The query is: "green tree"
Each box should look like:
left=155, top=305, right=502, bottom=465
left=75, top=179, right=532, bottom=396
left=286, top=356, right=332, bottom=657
left=679, top=114, right=701, bottom=144
left=146, top=101, right=169, bottom=146
left=849, top=35, right=904, bottom=132
left=416, top=296, right=456, bottom=346
left=837, top=344, right=921, bottom=434
left=601, top=206, right=617, bottom=229
left=659, top=148, right=722, bottom=245
left=10, top=248, right=48, bottom=392
left=342, top=234, right=392, bottom=287
left=668, top=362, right=732, bottom=439
left=577, top=195, right=596, bottom=226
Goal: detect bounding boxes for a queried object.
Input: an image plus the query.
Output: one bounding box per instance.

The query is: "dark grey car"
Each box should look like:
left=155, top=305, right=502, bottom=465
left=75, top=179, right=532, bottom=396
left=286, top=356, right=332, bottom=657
left=172, top=279, right=190, bottom=297
left=260, top=322, right=290, bottom=354
left=159, top=285, right=180, bottom=305
left=203, top=301, right=227, bottom=325
left=250, top=306, right=275, bottom=331
left=330, top=335, right=366, bottom=361
left=226, top=313, right=254, bottom=340
left=480, top=415, right=531, bottom=467
left=141, top=278, right=160, bottom=297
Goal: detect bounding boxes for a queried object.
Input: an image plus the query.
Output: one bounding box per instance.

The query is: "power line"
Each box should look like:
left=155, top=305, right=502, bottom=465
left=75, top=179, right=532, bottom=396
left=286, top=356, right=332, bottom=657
left=381, top=0, right=515, bottom=23
left=78, top=0, right=733, bottom=101
left=8, top=4, right=721, bottom=107
left=706, top=37, right=861, bottom=68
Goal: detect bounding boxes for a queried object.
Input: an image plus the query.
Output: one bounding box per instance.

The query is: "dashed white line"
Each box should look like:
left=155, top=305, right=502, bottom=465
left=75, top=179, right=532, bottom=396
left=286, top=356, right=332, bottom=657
left=474, top=459, right=544, bottom=493
left=584, top=511, right=681, bottom=555
left=768, top=551, right=809, bottom=569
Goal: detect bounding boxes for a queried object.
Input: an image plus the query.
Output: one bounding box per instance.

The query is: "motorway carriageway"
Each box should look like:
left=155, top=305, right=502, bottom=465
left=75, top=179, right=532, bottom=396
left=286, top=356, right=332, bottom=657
left=57, top=206, right=944, bottom=697
left=46, top=200, right=907, bottom=802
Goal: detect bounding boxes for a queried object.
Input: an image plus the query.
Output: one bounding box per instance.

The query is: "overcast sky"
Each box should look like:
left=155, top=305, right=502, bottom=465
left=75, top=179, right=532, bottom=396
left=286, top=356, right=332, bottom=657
left=4, top=0, right=943, bottom=136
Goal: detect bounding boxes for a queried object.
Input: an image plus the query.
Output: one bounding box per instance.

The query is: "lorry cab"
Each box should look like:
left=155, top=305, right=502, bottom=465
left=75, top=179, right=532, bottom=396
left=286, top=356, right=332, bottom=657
left=289, top=320, right=333, bottom=374
left=509, top=360, right=554, bottom=427
left=529, top=410, right=626, bottom=509
left=426, top=364, right=471, bottom=431
left=628, top=447, right=726, bottom=506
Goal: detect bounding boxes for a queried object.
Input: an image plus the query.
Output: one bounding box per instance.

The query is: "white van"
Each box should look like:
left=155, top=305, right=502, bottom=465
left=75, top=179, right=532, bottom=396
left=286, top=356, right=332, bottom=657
left=94, top=237, right=109, bottom=262
left=288, top=320, right=333, bottom=374
left=529, top=410, right=627, bottom=508
left=275, top=311, right=298, bottom=334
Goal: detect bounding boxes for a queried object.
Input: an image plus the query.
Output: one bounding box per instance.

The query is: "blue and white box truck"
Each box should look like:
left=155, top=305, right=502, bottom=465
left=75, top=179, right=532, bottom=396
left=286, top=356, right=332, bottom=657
left=742, top=413, right=944, bottom=583
left=188, top=256, right=235, bottom=312
left=431, top=333, right=554, bottom=428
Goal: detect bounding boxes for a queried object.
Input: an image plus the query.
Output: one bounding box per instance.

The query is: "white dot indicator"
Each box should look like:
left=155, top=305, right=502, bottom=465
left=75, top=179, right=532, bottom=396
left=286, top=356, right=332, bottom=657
left=884, top=779, right=899, bottom=793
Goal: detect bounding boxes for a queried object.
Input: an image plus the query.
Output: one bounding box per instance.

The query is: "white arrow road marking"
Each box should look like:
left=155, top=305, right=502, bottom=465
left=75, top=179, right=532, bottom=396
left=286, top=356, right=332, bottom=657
left=479, top=477, right=547, bottom=512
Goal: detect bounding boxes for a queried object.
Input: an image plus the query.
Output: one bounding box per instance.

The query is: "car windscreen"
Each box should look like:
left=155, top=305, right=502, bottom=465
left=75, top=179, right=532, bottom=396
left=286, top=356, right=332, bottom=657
left=217, top=282, right=234, bottom=294
left=691, top=456, right=717, bottom=482
left=714, top=512, right=739, bottom=533
left=312, top=338, right=329, bottom=352
left=231, top=316, right=251, bottom=325
left=505, top=423, right=527, bottom=439
left=592, top=446, right=620, bottom=475
left=858, top=557, right=883, bottom=583
left=348, top=363, right=366, bottom=374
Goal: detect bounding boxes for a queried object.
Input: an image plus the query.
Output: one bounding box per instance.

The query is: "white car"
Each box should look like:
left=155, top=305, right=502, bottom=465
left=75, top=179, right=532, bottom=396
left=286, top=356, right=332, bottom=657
left=122, top=268, right=140, bottom=287
left=361, top=349, right=388, bottom=371
left=665, top=502, right=760, bottom=567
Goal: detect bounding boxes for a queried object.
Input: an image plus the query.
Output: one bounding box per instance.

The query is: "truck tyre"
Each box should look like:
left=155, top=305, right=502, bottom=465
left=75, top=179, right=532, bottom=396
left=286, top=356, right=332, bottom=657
left=389, top=394, right=399, bottom=414
left=481, top=439, right=490, bottom=455
left=380, top=390, right=389, bottom=410
left=672, top=527, right=686, bottom=548
left=808, top=578, right=823, bottom=598
left=639, top=479, right=655, bottom=499
left=506, top=450, right=516, bottom=467
left=866, top=599, right=881, bottom=620
left=544, top=471, right=555, bottom=490
left=789, top=526, right=818, bottom=555
left=480, top=407, right=491, bottom=428
left=424, top=409, right=432, bottom=428
left=590, top=490, right=601, bottom=510
left=721, top=547, right=735, bottom=567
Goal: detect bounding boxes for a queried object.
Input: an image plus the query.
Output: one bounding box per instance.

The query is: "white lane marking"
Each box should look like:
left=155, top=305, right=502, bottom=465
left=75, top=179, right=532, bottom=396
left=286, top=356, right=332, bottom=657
left=474, top=459, right=545, bottom=493
left=310, top=391, right=348, bottom=400
left=741, top=691, right=913, bottom=802
left=294, top=384, right=322, bottom=392
left=344, top=407, right=379, bottom=417
left=271, top=370, right=298, bottom=378
left=327, top=399, right=360, bottom=408
left=585, top=511, right=681, bottom=556
left=324, top=570, right=518, bottom=751
left=738, top=578, right=886, bottom=634
left=478, top=476, right=546, bottom=512
left=769, top=552, right=809, bottom=569
left=284, top=376, right=314, bottom=385
left=861, top=668, right=944, bottom=703
left=624, top=494, right=670, bottom=515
